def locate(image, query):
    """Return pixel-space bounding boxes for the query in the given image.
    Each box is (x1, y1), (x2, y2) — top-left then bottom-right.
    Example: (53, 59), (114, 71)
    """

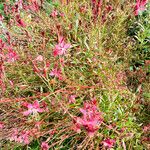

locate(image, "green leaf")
(143, 93), (150, 98)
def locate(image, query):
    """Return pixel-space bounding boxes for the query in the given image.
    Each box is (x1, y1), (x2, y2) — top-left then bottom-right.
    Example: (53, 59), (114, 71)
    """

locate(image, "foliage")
(0, 0), (149, 149)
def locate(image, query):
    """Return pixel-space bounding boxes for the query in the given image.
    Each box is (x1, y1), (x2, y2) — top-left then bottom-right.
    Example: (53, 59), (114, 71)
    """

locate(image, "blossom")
(0, 39), (5, 50)
(0, 122), (4, 129)
(6, 49), (18, 62)
(9, 128), (19, 142)
(134, 0), (147, 16)
(22, 100), (44, 116)
(80, 5), (87, 13)
(50, 66), (62, 80)
(41, 142), (49, 150)
(29, 1), (40, 12)
(17, 131), (30, 144)
(106, 5), (113, 13)
(60, 12), (65, 17)
(51, 10), (58, 18)
(53, 36), (71, 56)
(49, 129), (56, 135)
(102, 138), (116, 149)
(69, 95), (76, 104)
(9, 129), (30, 144)
(4, 4), (10, 15)
(0, 14), (4, 22)
(15, 14), (26, 27)
(73, 99), (103, 136)
(35, 55), (44, 62)
(91, 0), (102, 19)
(59, 58), (65, 66)
(17, 0), (23, 9)
(143, 124), (150, 132)
(72, 117), (81, 133)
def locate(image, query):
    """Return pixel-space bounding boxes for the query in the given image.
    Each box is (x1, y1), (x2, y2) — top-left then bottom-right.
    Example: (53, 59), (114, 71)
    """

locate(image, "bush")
(0, 0), (149, 149)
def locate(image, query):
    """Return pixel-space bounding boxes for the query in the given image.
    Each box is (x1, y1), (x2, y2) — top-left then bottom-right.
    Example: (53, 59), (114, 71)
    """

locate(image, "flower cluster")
(53, 36), (71, 57)
(6, 48), (18, 62)
(41, 142), (49, 150)
(91, 0), (102, 19)
(22, 100), (46, 116)
(102, 138), (116, 149)
(50, 9), (64, 18)
(0, 39), (18, 93)
(0, 39), (18, 63)
(134, 0), (147, 16)
(50, 66), (63, 80)
(73, 99), (103, 136)
(9, 129), (30, 144)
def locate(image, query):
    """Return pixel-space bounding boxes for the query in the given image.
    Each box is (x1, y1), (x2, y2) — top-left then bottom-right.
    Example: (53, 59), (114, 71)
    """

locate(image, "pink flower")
(72, 117), (81, 133)
(9, 129), (30, 144)
(50, 66), (63, 80)
(49, 129), (56, 135)
(35, 55), (44, 62)
(59, 58), (65, 66)
(17, 0), (23, 9)
(15, 14), (26, 27)
(22, 100), (44, 116)
(60, 12), (65, 17)
(29, 2), (40, 12)
(106, 5), (113, 13)
(134, 0), (147, 16)
(0, 14), (4, 22)
(17, 131), (30, 144)
(9, 128), (19, 142)
(6, 49), (18, 62)
(41, 101), (49, 112)
(4, 4), (10, 15)
(0, 122), (4, 129)
(102, 138), (116, 149)
(91, 0), (102, 19)
(41, 142), (49, 150)
(73, 99), (103, 136)
(0, 39), (5, 50)
(51, 10), (58, 18)
(80, 5), (87, 13)
(143, 124), (150, 132)
(53, 36), (71, 56)
(102, 139), (116, 148)
(69, 95), (76, 104)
